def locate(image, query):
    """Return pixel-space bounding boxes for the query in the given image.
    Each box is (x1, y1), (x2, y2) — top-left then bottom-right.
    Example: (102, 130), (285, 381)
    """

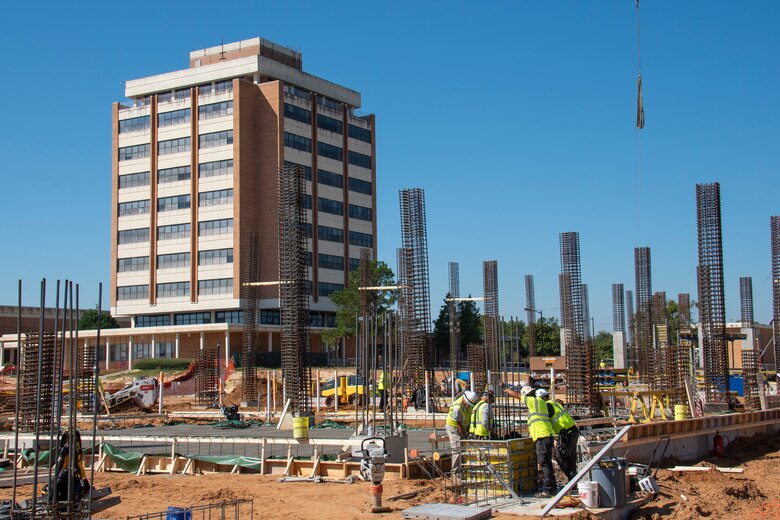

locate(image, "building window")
(117, 285), (148, 301)
(302, 194), (312, 210)
(215, 311), (243, 324)
(133, 342), (152, 360)
(199, 159), (233, 178)
(158, 91), (173, 103)
(157, 223), (190, 240)
(317, 169), (342, 188)
(284, 161), (312, 181)
(284, 132), (311, 153)
(119, 144), (150, 161)
(110, 344), (128, 362)
(157, 281), (190, 298)
(302, 223), (312, 238)
(157, 252), (190, 269)
(215, 80), (233, 94)
(199, 189), (233, 207)
(117, 256), (149, 273)
(199, 101), (233, 120)
(349, 258), (361, 271)
(199, 130), (233, 149)
(304, 251), (313, 266)
(349, 231), (373, 248)
(118, 199), (150, 217)
(348, 124), (372, 143)
(198, 248), (233, 265)
(318, 225), (343, 243)
(348, 177), (372, 195)
(119, 171), (150, 189)
(317, 114), (342, 134)
(156, 341), (174, 358)
(119, 116), (150, 134)
(310, 312), (337, 328)
(175, 312), (211, 325)
(349, 204), (372, 221)
(284, 103), (311, 124)
(318, 253), (344, 271)
(158, 166), (191, 184)
(198, 218), (233, 236)
(158, 137), (191, 156)
(318, 96), (341, 111)
(175, 88), (191, 100)
(317, 142), (343, 161)
(135, 314), (170, 327)
(158, 108), (191, 128)
(118, 228), (150, 245)
(283, 84), (310, 100)
(198, 278), (233, 295)
(158, 195), (191, 212)
(319, 282), (344, 297)
(318, 197), (343, 216)
(260, 310), (280, 325)
(348, 151), (371, 169)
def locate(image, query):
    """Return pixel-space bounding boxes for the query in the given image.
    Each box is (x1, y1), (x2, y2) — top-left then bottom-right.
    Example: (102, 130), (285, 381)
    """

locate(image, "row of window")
(119, 189), (232, 218)
(158, 108), (190, 128)
(281, 132), (371, 168)
(198, 80), (233, 96)
(348, 124), (371, 143)
(318, 197), (343, 216)
(120, 101), (233, 135)
(118, 218), (233, 244)
(118, 199), (150, 217)
(117, 278), (233, 300)
(315, 226), (373, 247)
(118, 160), (233, 189)
(120, 249), (233, 271)
(349, 204), (372, 221)
(158, 88), (191, 103)
(134, 309), (241, 327)
(120, 130), (233, 161)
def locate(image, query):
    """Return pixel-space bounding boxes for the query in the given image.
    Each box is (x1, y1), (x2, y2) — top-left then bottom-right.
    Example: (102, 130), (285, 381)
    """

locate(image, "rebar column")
(525, 275), (537, 358)
(195, 347), (220, 406)
(626, 289), (635, 368)
(772, 216), (780, 372)
(678, 293), (691, 337)
(399, 189), (432, 396)
(278, 164), (311, 415)
(448, 262), (461, 372)
(634, 247), (654, 386)
(241, 232), (261, 402)
(696, 182), (729, 404)
(17, 332), (55, 432)
(559, 232), (585, 343)
(742, 349), (760, 411)
(739, 276), (754, 327)
(467, 343), (487, 393)
(483, 260), (500, 375)
(581, 284), (591, 344)
(612, 284), (626, 333)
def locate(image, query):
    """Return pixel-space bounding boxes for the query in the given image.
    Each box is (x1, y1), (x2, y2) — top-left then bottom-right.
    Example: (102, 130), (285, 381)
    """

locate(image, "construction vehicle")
(320, 375), (367, 406)
(102, 377), (158, 412)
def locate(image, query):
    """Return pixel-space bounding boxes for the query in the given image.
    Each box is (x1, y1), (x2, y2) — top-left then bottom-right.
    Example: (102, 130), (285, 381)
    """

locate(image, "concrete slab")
(494, 496), (646, 519)
(402, 503), (492, 520)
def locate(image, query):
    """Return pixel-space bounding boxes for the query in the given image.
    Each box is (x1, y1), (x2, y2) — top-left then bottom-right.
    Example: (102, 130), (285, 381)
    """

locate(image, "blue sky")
(1, 1), (778, 328)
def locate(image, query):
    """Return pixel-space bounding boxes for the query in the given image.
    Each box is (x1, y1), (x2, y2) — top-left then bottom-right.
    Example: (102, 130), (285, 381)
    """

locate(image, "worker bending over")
(504, 385), (557, 497)
(469, 390), (495, 439)
(536, 388), (580, 482)
(445, 390), (478, 475)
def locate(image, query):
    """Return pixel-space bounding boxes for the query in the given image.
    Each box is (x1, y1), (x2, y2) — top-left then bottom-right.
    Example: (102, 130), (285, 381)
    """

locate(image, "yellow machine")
(320, 375), (367, 406)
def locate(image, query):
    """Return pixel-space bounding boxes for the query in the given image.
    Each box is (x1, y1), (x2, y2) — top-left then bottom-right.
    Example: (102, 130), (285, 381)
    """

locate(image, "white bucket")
(578, 481), (599, 508)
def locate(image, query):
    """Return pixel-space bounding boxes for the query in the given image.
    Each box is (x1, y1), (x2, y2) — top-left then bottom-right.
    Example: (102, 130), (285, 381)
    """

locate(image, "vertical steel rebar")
(525, 275), (537, 358)
(30, 279), (46, 515)
(11, 280), (21, 512)
(634, 247), (654, 387)
(89, 282), (103, 515)
(739, 277), (754, 327)
(771, 216), (780, 372)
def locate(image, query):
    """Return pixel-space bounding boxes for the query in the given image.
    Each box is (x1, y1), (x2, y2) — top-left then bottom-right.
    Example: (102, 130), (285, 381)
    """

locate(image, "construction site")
(2, 3), (780, 520)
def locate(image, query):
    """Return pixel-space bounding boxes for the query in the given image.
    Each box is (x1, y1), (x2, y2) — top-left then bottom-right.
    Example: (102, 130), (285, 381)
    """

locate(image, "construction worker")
(504, 384), (556, 497)
(445, 390), (479, 475)
(536, 388), (580, 482)
(377, 370), (388, 409)
(469, 390), (495, 439)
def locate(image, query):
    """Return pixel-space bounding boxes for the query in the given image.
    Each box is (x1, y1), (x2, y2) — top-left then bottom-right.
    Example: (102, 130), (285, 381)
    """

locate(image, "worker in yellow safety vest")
(469, 390), (495, 439)
(445, 390), (478, 474)
(504, 384), (557, 497)
(377, 370), (388, 409)
(536, 388), (580, 481)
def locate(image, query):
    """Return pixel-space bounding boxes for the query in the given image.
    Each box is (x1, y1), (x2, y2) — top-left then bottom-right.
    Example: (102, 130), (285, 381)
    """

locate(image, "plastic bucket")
(578, 481), (599, 508)
(166, 507), (191, 520)
(292, 416), (309, 440)
(674, 405), (689, 421)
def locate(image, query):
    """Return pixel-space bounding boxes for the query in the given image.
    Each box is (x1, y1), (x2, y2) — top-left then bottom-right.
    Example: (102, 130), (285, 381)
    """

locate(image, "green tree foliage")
(431, 295), (483, 363)
(322, 260), (396, 345)
(78, 306), (119, 330)
(594, 330), (613, 363)
(526, 317), (561, 356)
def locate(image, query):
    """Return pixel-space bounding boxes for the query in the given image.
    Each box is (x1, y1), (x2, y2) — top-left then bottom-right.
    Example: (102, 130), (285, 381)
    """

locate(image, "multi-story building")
(104, 37), (376, 367)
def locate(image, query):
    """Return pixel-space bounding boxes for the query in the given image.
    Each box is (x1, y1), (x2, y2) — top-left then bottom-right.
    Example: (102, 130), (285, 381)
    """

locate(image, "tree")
(322, 260), (396, 346)
(78, 306), (119, 330)
(430, 294), (483, 364)
(594, 330), (613, 363)
(527, 317), (561, 356)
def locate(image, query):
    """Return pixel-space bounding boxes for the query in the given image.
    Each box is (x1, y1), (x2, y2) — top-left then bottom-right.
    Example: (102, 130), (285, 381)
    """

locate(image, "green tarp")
(100, 443), (264, 473)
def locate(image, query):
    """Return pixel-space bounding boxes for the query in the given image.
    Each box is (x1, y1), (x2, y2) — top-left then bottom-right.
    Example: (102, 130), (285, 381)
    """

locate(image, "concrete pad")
(402, 503), (492, 520)
(494, 496), (646, 518)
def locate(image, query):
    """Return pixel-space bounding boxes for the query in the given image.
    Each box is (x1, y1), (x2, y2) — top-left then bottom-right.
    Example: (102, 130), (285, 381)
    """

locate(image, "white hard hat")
(520, 386), (535, 397)
(536, 389), (549, 399)
(463, 390), (479, 406)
